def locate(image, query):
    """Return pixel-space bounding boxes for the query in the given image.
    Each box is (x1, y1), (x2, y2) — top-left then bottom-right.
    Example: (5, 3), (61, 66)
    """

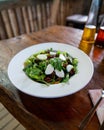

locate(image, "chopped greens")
(23, 48), (78, 85)
(50, 58), (62, 71)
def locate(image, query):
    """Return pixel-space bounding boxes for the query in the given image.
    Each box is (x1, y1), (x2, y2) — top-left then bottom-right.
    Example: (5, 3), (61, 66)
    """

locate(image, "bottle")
(95, 17), (104, 48)
(79, 0), (102, 54)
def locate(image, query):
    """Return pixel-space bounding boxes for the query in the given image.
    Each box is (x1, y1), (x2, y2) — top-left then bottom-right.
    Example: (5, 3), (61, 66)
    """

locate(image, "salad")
(23, 48), (78, 85)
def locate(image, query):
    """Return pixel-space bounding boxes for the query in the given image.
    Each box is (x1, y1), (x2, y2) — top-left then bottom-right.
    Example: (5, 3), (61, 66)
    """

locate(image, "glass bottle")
(79, 0), (102, 54)
(95, 17), (104, 48)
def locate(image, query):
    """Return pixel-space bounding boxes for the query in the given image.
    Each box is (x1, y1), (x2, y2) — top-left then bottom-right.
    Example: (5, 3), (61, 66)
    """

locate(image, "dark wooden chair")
(0, 0), (60, 40)
(66, 0), (103, 30)
(66, 14), (88, 29)
(65, 0), (91, 29)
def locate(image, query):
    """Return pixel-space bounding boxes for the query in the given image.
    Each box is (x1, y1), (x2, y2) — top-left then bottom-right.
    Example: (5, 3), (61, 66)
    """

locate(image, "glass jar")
(95, 17), (104, 48)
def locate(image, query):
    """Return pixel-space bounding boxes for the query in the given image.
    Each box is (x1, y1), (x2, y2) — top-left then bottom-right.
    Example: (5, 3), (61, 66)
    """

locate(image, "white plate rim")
(8, 42), (94, 98)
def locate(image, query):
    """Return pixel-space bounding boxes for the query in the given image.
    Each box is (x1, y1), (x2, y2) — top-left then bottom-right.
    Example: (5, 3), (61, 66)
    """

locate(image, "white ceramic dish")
(8, 42), (94, 98)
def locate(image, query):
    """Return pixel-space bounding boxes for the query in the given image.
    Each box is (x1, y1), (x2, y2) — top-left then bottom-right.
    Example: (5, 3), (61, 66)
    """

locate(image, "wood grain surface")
(0, 25), (104, 130)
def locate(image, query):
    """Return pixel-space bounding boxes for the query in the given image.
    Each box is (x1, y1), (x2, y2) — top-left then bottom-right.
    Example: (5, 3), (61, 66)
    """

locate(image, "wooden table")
(0, 25), (104, 130)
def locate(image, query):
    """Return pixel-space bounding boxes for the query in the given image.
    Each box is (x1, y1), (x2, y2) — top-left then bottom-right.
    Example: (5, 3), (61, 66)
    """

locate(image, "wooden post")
(31, 6), (38, 32)
(41, 3), (46, 28)
(0, 13), (7, 39)
(50, 0), (60, 25)
(46, 1), (51, 27)
(27, 6), (35, 32)
(8, 8), (19, 37)
(36, 4), (42, 30)
(1, 10), (13, 38)
(15, 7), (26, 34)
(22, 6), (31, 33)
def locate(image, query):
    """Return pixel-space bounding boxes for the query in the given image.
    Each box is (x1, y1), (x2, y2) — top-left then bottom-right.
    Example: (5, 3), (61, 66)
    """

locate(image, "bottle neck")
(86, 0), (102, 26)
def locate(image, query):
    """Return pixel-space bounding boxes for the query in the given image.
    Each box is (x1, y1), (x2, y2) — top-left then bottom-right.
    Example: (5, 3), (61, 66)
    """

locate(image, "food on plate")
(23, 48), (78, 85)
